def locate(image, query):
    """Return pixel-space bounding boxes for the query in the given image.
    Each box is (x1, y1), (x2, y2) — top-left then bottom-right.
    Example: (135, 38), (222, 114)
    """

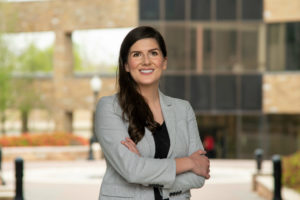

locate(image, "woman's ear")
(125, 63), (130, 72)
(163, 57), (167, 70)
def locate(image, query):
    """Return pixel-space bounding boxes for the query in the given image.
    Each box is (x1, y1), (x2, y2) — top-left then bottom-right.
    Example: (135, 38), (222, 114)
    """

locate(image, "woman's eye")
(133, 52), (141, 57)
(151, 51), (159, 56)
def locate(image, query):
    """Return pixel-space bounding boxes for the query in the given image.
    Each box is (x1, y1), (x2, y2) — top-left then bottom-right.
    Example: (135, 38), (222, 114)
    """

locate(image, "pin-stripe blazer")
(95, 91), (205, 200)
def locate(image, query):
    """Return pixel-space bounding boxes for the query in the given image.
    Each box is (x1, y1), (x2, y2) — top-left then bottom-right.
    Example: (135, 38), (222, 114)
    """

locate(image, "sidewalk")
(1, 159), (266, 200)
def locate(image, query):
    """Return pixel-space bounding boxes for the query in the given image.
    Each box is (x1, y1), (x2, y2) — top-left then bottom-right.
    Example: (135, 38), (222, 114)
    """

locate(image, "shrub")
(283, 151), (300, 193)
(0, 133), (88, 147)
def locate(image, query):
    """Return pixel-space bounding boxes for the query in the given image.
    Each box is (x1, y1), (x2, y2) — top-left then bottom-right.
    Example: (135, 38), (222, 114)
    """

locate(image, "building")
(139, 0), (300, 158)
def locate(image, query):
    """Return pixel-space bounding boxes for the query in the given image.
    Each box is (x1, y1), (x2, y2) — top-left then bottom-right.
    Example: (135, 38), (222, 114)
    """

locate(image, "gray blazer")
(95, 91), (205, 200)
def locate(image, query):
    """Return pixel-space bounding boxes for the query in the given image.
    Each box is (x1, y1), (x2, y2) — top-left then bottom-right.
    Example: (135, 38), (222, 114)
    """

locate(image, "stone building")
(139, 0), (300, 158)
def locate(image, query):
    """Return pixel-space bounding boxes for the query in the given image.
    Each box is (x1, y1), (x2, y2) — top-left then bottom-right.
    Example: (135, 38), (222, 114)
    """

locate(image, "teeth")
(140, 69), (154, 73)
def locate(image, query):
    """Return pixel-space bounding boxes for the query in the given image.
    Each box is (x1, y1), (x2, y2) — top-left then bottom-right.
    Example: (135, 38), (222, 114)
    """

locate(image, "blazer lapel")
(159, 91), (176, 157)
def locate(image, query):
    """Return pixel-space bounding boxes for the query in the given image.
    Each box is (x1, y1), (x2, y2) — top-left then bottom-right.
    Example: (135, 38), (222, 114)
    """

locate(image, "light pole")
(88, 75), (102, 160)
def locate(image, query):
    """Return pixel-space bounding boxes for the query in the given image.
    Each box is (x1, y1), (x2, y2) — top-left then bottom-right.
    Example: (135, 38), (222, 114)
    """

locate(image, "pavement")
(1, 159), (269, 200)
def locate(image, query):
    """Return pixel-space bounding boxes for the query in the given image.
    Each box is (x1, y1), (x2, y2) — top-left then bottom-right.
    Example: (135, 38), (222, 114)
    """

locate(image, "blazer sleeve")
(95, 96), (176, 188)
(164, 101), (205, 195)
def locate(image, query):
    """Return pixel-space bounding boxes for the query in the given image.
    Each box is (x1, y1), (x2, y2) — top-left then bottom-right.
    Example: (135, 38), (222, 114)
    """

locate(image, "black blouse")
(153, 121), (170, 200)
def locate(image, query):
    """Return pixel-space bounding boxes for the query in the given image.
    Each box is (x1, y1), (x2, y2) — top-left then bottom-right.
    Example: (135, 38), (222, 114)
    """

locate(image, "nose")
(142, 54), (151, 65)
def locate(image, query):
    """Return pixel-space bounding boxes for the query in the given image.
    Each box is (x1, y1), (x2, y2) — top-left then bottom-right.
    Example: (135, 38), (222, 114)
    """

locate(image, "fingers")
(121, 137), (141, 156)
(197, 150), (207, 155)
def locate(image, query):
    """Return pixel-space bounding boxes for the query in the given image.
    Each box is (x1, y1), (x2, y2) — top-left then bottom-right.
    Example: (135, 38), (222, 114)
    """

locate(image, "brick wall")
(263, 74), (300, 113)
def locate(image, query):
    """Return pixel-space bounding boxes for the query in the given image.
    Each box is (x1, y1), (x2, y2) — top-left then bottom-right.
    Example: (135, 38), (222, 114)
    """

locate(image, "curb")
(253, 173), (300, 200)
(2, 144), (102, 161)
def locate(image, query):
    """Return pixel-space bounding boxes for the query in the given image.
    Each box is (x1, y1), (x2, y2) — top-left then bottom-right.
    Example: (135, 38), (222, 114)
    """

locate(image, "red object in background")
(204, 136), (215, 151)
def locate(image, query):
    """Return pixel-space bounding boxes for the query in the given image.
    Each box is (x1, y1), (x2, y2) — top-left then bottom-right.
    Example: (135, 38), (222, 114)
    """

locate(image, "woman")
(95, 26), (210, 200)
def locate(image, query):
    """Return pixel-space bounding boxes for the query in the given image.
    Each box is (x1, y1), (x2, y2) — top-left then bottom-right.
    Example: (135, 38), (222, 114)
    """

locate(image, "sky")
(3, 27), (133, 67)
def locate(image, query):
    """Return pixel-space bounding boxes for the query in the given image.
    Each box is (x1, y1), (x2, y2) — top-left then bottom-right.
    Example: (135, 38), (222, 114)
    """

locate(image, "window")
(203, 29), (212, 72)
(285, 23), (300, 70)
(139, 0), (160, 20)
(190, 75), (211, 110)
(160, 75), (186, 100)
(215, 75), (237, 110)
(215, 30), (237, 72)
(241, 31), (258, 71)
(191, 0), (211, 21)
(165, 0), (185, 20)
(242, 0), (262, 20)
(267, 24), (285, 71)
(164, 26), (186, 70)
(241, 75), (262, 110)
(216, 0), (237, 20)
(267, 23), (300, 71)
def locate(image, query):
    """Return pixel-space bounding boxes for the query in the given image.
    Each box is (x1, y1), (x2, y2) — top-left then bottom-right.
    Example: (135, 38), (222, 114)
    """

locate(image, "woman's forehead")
(130, 38), (160, 51)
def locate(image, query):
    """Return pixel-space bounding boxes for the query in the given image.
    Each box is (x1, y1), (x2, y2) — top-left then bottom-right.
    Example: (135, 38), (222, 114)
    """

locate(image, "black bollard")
(87, 137), (95, 160)
(0, 147), (5, 185)
(0, 147), (2, 171)
(15, 157), (24, 200)
(254, 148), (263, 173)
(272, 155), (282, 200)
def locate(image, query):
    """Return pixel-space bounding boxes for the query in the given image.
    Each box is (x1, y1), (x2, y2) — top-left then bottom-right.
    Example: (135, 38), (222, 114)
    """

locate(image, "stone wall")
(31, 75), (117, 111)
(0, 0), (138, 32)
(264, 0), (300, 23)
(263, 74), (300, 114)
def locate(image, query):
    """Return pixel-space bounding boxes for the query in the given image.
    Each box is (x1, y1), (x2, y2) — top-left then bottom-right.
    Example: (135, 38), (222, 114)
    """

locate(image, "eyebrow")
(129, 48), (160, 54)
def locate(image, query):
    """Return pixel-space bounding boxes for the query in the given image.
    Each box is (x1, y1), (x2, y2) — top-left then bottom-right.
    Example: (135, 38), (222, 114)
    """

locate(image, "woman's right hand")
(189, 150), (210, 179)
(121, 137), (141, 156)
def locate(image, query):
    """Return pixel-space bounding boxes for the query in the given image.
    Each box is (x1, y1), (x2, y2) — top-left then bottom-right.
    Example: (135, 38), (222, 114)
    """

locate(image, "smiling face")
(125, 38), (167, 89)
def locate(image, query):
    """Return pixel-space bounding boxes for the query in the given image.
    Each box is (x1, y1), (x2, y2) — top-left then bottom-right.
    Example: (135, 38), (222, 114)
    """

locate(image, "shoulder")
(160, 92), (194, 118)
(161, 93), (192, 111)
(98, 94), (117, 105)
(97, 93), (121, 115)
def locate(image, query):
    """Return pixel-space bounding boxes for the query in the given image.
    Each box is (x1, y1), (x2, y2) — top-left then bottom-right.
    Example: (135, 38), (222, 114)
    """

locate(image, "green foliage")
(15, 43), (84, 73)
(283, 151), (300, 193)
(73, 44), (84, 71)
(0, 35), (14, 113)
(16, 43), (53, 72)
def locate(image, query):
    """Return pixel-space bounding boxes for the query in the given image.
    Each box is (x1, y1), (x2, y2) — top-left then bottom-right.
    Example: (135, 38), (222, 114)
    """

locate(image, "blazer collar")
(159, 90), (176, 157)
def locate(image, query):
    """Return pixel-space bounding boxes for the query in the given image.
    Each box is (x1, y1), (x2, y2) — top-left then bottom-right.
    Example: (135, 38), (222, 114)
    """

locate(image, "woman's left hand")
(121, 137), (141, 156)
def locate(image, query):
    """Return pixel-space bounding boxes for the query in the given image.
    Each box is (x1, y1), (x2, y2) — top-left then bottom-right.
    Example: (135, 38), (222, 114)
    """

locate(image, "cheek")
(127, 59), (139, 71)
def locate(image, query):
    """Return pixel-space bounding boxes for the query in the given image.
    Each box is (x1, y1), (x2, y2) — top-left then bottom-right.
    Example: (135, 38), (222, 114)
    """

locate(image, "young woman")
(95, 26), (210, 200)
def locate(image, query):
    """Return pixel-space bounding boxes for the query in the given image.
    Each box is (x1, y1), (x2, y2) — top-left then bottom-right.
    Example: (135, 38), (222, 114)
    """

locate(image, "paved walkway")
(1, 159), (269, 200)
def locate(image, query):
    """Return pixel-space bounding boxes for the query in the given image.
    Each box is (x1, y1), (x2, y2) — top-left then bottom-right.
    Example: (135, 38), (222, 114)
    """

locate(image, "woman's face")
(125, 38), (167, 89)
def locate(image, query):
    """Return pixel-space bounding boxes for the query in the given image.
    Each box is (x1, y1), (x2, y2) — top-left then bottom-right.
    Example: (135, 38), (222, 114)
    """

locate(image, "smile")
(139, 69), (154, 74)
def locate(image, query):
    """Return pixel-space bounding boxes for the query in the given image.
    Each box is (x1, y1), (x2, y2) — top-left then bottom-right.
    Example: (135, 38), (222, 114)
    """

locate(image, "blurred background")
(0, 0), (299, 199)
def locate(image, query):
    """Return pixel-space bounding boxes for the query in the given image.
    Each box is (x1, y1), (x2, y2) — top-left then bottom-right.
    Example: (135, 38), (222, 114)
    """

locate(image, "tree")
(16, 43), (53, 73)
(0, 35), (14, 134)
(12, 78), (41, 133)
(13, 43), (51, 133)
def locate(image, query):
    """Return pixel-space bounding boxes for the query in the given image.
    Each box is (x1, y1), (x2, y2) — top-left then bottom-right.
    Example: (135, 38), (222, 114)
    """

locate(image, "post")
(0, 147), (5, 185)
(272, 155), (282, 200)
(15, 157), (24, 200)
(0, 147), (2, 171)
(88, 136), (95, 160)
(88, 90), (99, 160)
(254, 148), (263, 173)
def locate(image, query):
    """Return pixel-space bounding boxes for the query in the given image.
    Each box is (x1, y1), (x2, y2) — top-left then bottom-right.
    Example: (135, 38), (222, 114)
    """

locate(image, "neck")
(138, 84), (160, 104)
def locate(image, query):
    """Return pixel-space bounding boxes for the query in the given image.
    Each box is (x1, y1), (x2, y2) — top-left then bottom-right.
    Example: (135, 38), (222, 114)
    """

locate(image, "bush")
(283, 151), (300, 193)
(0, 133), (88, 147)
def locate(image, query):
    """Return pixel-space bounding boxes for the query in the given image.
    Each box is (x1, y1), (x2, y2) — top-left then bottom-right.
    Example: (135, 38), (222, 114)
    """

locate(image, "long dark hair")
(117, 26), (167, 144)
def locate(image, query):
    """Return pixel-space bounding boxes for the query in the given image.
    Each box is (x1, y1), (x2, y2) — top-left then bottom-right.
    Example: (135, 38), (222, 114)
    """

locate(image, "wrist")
(186, 156), (195, 171)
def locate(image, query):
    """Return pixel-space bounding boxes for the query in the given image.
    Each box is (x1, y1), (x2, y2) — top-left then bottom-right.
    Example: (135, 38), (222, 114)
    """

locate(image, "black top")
(153, 121), (170, 200)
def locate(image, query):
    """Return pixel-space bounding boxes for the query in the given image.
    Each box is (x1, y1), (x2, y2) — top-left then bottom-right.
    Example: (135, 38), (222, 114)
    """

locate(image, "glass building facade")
(139, 0), (300, 158)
